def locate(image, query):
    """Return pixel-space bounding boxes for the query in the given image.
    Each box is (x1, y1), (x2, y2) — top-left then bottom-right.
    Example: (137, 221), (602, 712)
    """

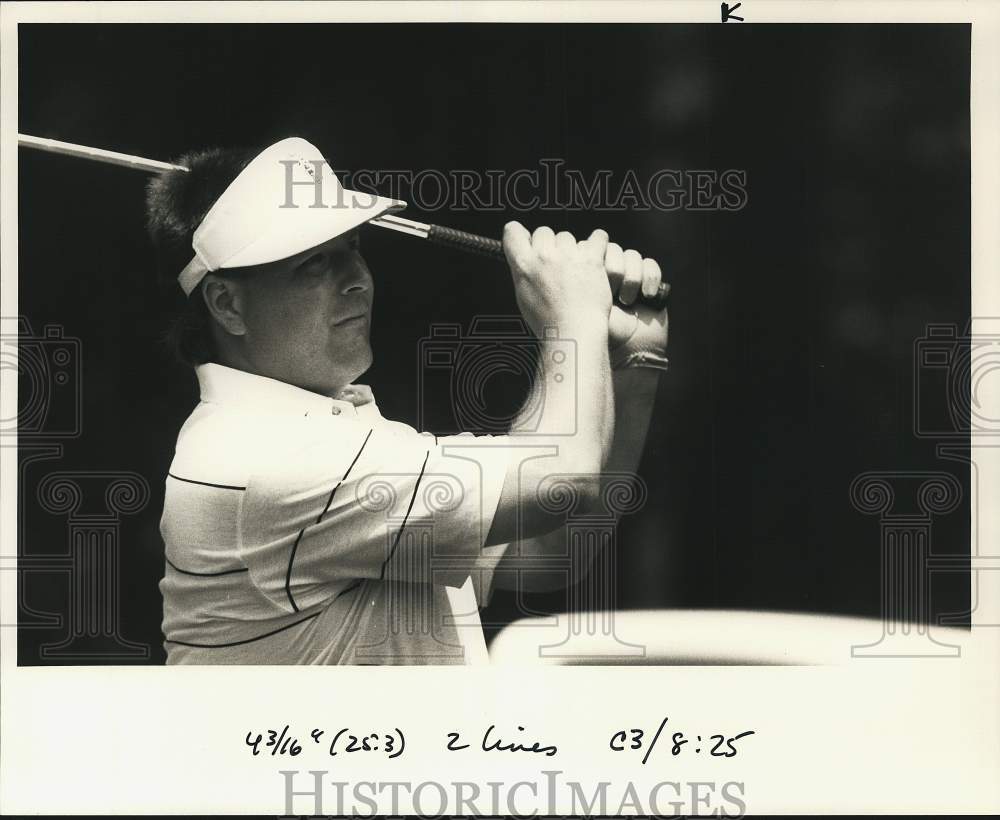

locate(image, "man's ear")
(201, 274), (248, 337)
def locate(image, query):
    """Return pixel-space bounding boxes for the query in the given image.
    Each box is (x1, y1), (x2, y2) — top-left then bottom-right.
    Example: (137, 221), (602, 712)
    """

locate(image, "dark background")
(16, 24), (971, 664)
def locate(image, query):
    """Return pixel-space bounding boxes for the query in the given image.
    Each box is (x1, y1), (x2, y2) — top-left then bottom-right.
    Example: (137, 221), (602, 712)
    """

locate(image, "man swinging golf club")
(149, 137), (669, 664)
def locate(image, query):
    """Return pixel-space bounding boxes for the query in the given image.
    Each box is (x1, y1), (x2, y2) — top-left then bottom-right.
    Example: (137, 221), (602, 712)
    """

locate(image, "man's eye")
(299, 252), (326, 273)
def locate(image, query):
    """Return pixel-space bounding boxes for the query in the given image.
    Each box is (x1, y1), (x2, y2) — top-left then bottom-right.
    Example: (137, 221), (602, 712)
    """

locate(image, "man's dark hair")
(145, 147), (255, 366)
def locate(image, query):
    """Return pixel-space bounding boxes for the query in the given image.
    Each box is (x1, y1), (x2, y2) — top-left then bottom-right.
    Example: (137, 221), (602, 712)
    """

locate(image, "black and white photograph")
(2, 1), (998, 816)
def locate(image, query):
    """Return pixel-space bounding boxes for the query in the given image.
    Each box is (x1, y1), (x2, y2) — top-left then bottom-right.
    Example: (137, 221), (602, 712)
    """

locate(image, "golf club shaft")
(18, 133), (189, 173)
(18, 133), (669, 310)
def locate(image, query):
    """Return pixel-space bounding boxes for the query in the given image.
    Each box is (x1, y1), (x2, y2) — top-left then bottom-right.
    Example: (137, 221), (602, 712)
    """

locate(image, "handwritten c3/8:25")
(609, 717), (755, 764)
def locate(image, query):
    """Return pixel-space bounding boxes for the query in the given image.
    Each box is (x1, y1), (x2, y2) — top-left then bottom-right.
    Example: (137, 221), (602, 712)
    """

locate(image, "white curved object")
(488, 609), (969, 665)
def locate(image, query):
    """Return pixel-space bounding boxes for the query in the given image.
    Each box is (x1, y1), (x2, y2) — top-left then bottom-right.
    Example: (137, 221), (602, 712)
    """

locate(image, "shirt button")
(331, 406), (341, 415)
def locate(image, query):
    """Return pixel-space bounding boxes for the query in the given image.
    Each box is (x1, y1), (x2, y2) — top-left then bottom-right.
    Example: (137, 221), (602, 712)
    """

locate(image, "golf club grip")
(426, 224), (670, 310)
(427, 224), (505, 258)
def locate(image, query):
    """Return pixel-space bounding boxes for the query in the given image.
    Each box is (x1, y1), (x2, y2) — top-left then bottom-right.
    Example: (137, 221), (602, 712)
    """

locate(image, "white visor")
(177, 137), (406, 296)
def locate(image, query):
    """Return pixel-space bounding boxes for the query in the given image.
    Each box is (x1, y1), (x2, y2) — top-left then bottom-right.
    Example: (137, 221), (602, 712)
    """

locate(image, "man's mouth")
(334, 312), (367, 327)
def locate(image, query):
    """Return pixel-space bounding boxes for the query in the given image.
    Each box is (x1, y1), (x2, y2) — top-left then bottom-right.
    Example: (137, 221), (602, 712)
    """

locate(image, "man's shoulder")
(171, 401), (371, 485)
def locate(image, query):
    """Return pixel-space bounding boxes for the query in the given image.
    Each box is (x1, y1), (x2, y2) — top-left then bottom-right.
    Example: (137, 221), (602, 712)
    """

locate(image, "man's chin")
(356, 351), (374, 379)
(344, 347), (374, 384)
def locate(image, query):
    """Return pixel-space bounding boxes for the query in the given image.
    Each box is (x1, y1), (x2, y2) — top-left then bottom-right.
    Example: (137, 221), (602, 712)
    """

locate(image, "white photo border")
(2, 1), (998, 815)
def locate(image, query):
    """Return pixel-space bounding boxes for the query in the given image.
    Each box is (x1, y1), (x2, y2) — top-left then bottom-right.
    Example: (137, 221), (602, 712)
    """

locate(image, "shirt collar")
(196, 363), (378, 418)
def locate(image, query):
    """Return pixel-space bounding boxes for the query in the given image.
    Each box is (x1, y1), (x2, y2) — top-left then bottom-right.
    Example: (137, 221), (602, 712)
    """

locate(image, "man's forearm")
(512, 324), (614, 469)
(603, 367), (660, 474)
(494, 366), (659, 590)
(484, 319), (614, 547)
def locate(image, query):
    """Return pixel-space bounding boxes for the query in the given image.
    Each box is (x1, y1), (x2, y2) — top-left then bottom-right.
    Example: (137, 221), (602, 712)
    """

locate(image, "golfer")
(148, 137), (668, 664)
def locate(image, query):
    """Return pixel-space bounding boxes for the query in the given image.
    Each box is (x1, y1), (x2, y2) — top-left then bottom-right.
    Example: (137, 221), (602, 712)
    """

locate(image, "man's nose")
(340, 259), (373, 296)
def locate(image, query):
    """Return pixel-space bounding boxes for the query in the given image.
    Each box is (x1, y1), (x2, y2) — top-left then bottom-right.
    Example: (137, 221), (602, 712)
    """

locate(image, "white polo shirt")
(159, 363), (511, 665)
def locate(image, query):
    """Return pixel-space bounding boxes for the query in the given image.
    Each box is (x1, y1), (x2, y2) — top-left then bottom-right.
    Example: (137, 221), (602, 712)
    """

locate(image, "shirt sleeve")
(468, 542), (509, 609)
(238, 417), (511, 614)
(434, 433), (513, 610)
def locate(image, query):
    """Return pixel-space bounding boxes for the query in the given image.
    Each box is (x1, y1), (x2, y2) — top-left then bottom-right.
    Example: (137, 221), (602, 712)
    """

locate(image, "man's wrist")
(546, 311), (610, 342)
(611, 350), (669, 371)
(539, 316), (610, 374)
